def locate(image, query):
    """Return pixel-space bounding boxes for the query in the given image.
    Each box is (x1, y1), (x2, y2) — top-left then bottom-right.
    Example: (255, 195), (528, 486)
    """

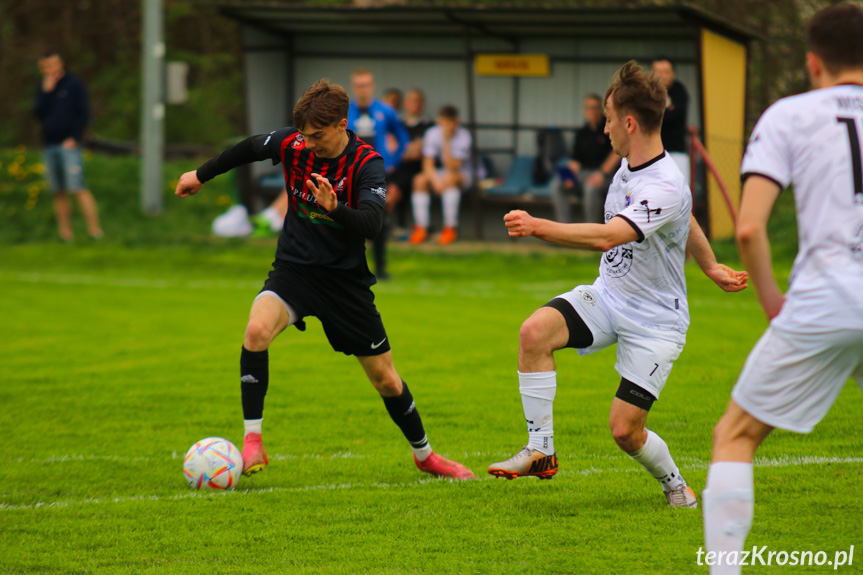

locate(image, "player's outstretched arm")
(175, 170), (203, 198)
(687, 213), (749, 293)
(504, 210), (637, 251)
(736, 176), (784, 319)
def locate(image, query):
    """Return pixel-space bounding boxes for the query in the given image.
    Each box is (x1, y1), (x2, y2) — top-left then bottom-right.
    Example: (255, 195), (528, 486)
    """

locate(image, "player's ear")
(338, 118), (348, 132)
(805, 52), (822, 87)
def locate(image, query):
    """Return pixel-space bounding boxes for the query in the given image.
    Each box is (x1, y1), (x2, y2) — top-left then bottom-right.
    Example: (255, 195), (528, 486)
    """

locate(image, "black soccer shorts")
(259, 262), (390, 357)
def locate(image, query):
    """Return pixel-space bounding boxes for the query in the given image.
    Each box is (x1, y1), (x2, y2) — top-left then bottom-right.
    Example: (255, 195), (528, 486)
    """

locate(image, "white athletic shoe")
(212, 205), (253, 237)
(665, 484), (698, 508)
(260, 206), (284, 232)
(488, 446), (558, 480)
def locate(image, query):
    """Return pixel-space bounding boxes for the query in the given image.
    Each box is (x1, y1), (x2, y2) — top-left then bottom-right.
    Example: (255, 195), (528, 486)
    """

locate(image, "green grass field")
(1, 242), (861, 574)
(1, 151), (860, 573)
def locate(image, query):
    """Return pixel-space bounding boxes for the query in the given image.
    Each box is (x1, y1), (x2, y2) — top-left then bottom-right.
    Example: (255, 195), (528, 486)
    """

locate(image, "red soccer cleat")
(414, 452), (475, 480)
(242, 432), (269, 477)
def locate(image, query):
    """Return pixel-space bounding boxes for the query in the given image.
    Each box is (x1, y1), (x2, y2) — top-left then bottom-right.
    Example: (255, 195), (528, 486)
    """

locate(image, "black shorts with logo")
(260, 262), (390, 357)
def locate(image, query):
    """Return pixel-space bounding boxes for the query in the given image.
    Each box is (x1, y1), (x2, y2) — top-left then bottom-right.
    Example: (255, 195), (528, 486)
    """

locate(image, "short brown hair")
(351, 67), (373, 79)
(604, 60), (667, 135)
(293, 79), (350, 129)
(438, 105), (459, 120)
(806, 3), (863, 75)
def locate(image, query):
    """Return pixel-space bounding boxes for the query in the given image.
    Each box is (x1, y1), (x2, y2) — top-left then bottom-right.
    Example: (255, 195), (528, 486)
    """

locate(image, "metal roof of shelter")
(216, 2), (759, 44)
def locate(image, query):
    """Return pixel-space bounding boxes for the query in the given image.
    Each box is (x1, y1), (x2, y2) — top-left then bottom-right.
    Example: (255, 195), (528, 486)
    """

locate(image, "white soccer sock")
(244, 418), (263, 436)
(441, 188), (460, 227)
(412, 441), (433, 462)
(519, 371), (556, 455)
(412, 192), (431, 228)
(628, 429), (685, 491)
(703, 462), (754, 575)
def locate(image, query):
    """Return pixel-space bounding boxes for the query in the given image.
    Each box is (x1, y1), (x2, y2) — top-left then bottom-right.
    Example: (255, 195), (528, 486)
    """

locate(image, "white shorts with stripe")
(554, 281), (686, 400)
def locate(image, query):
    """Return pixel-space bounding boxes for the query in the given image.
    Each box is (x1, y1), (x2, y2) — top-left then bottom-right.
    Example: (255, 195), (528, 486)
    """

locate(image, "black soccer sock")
(382, 381), (429, 449)
(240, 346), (269, 421)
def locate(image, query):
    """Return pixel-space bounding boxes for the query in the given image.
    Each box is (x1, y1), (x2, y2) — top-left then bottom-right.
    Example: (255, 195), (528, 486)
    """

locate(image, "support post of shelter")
(463, 24), (482, 240)
(141, 0), (164, 214)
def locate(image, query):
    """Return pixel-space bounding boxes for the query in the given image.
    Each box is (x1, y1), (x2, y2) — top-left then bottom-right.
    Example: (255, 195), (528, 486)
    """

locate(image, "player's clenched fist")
(175, 170), (204, 198)
(504, 209), (537, 238)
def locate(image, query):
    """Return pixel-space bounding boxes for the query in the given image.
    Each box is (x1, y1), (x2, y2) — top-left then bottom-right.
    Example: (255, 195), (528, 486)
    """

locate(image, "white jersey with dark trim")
(599, 152), (693, 334)
(741, 85), (863, 331)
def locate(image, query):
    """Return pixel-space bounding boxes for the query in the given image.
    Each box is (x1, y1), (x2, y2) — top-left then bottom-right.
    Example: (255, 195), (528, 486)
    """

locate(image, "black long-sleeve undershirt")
(196, 134), (384, 239)
(196, 135), (266, 184)
(329, 201), (384, 240)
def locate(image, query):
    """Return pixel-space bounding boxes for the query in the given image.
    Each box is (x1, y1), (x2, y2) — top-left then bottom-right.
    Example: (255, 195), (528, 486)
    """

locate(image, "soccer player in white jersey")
(703, 4), (863, 572)
(489, 61), (749, 508)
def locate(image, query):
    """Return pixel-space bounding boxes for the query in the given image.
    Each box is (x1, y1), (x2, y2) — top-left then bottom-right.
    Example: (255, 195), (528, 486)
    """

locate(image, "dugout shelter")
(217, 1), (757, 240)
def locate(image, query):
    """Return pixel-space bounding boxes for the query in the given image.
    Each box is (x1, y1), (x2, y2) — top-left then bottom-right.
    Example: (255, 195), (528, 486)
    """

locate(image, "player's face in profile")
(651, 60), (675, 89)
(603, 97), (630, 157)
(299, 119), (348, 158)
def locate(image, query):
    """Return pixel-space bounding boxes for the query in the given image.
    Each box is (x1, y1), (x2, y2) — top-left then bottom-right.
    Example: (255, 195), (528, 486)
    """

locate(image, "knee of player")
(412, 174), (429, 191)
(371, 374), (402, 396)
(519, 318), (550, 354)
(712, 411), (745, 450)
(442, 172), (461, 188)
(243, 320), (272, 351)
(609, 421), (642, 452)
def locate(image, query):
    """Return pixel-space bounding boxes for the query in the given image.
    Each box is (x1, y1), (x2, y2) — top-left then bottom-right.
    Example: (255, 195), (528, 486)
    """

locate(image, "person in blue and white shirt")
(409, 105), (475, 245)
(704, 5), (863, 573)
(490, 61), (748, 509)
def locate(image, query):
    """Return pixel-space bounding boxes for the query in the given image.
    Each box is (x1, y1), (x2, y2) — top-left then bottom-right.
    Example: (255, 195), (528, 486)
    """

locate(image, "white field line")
(9, 451), (368, 465)
(0, 478), (443, 511)
(2, 454), (861, 512)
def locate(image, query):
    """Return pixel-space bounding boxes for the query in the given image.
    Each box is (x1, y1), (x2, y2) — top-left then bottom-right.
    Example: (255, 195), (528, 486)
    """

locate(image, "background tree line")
(0, 0), (845, 150)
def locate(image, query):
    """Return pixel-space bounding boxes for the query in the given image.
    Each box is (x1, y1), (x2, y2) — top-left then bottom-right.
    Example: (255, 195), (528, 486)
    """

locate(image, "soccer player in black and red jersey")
(175, 79), (474, 481)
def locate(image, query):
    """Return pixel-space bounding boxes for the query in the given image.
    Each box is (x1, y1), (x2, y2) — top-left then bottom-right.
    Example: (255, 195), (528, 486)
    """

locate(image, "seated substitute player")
(409, 105), (474, 245)
(175, 80), (474, 481)
(703, 5), (863, 573)
(489, 61), (749, 508)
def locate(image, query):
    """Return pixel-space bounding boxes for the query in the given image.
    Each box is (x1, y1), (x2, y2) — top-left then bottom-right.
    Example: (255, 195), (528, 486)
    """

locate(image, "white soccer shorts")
(732, 326), (863, 433)
(555, 283), (686, 399)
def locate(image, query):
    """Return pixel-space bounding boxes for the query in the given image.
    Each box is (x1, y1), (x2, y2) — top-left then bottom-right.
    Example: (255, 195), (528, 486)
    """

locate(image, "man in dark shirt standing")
(387, 89), (434, 230)
(552, 94), (620, 223)
(175, 80), (474, 481)
(652, 58), (690, 185)
(34, 53), (102, 242)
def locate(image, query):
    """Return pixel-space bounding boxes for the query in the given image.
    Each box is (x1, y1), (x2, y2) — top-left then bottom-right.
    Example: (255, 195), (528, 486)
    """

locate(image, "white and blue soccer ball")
(183, 437), (243, 490)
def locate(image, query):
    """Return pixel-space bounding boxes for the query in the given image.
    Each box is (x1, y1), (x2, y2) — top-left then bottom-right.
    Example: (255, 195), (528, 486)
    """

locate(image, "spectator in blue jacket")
(348, 68), (409, 171)
(34, 53), (102, 242)
(348, 68), (409, 280)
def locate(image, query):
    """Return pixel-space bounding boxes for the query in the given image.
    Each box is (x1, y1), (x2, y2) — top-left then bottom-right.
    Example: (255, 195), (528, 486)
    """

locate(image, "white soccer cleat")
(665, 484), (698, 508)
(488, 446), (558, 480)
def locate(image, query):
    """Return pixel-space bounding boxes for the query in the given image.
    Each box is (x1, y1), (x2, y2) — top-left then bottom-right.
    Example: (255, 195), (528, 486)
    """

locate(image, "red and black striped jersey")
(198, 128), (386, 272)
